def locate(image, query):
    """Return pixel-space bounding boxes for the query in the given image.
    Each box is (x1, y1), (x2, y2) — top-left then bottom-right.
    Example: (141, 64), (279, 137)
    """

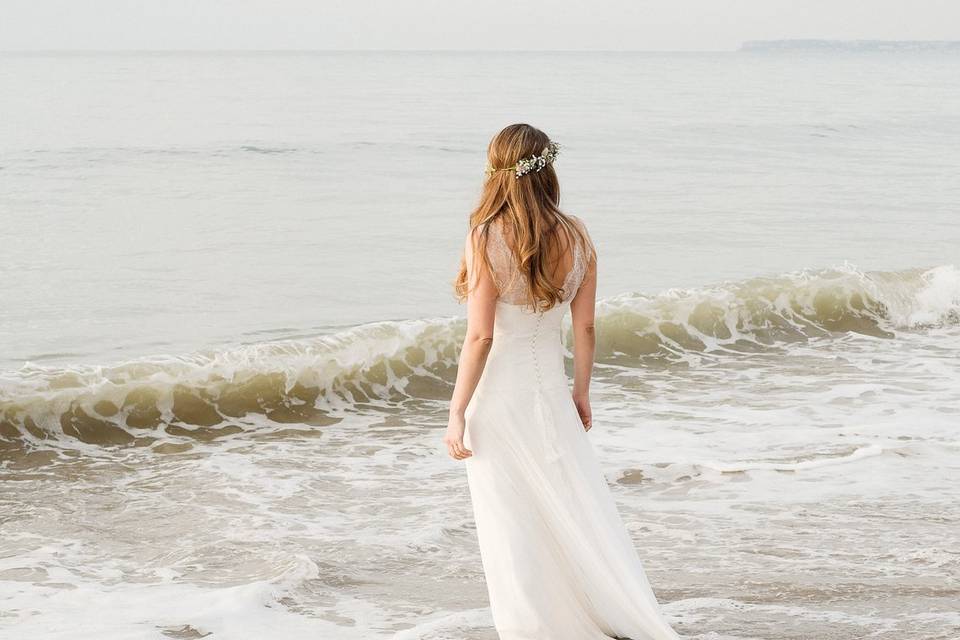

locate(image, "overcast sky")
(2, 0), (959, 51)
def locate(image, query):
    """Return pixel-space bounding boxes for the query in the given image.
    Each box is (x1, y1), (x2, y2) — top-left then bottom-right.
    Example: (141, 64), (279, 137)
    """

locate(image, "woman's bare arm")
(445, 228), (498, 460)
(569, 245), (597, 431)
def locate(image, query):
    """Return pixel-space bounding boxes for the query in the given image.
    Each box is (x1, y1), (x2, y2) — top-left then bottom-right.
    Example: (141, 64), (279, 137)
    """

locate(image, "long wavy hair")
(454, 124), (593, 311)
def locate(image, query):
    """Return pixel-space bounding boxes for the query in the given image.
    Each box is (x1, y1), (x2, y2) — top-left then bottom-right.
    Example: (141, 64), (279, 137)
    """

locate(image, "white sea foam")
(391, 608), (493, 639)
(906, 264), (960, 326)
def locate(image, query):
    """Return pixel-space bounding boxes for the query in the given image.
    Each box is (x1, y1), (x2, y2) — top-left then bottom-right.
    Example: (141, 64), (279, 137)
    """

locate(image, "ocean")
(1, 51), (958, 639)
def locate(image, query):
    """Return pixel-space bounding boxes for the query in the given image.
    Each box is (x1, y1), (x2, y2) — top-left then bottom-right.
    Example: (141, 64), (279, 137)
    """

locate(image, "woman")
(445, 123), (682, 640)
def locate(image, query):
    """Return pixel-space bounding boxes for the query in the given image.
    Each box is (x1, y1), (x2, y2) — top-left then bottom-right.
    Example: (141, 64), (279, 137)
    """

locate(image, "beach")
(1, 51), (959, 639)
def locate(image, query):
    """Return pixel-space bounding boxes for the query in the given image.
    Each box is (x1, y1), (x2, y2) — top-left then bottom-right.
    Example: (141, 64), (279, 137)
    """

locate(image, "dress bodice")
(472, 216), (596, 392)
(479, 300), (572, 392)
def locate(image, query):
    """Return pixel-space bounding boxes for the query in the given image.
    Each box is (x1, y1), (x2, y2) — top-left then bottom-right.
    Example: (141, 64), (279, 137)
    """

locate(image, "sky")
(1, 0), (959, 51)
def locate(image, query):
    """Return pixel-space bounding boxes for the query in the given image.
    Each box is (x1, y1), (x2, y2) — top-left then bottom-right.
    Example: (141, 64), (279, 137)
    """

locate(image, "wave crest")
(1, 264), (957, 451)
(595, 263), (959, 364)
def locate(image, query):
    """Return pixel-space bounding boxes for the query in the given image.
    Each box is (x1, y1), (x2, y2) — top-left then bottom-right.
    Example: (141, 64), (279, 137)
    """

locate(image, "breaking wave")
(594, 263), (959, 364)
(1, 264), (957, 452)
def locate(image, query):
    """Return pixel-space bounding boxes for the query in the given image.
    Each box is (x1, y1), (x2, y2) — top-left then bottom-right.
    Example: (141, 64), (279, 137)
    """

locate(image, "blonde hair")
(454, 124), (594, 311)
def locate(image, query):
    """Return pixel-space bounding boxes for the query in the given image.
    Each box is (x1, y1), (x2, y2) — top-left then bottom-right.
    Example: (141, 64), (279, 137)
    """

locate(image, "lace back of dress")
(483, 217), (591, 307)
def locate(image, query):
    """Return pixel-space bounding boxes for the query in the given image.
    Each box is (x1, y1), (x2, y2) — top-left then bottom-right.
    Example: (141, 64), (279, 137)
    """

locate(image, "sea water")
(1, 51), (958, 639)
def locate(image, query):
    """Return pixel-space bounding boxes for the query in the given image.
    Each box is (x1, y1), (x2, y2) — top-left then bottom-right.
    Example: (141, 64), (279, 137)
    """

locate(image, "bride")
(444, 124), (683, 640)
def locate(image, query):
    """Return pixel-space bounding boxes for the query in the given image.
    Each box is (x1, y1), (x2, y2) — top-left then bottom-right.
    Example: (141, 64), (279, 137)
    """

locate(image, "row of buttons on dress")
(530, 310), (545, 387)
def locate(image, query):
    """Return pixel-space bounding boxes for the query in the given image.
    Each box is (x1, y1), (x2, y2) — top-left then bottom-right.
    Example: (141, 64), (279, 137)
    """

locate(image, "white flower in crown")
(514, 141), (561, 178)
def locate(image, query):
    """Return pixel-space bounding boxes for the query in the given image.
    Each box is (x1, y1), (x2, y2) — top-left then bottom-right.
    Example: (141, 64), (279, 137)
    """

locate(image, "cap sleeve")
(571, 214), (597, 264)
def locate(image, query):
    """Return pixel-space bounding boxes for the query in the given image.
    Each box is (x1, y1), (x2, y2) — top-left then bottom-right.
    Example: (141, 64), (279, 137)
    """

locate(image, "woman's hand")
(573, 392), (592, 431)
(443, 412), (473, 460)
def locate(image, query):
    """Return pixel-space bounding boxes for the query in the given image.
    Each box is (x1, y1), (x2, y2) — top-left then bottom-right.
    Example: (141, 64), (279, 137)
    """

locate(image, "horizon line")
(3, 39), (958, 55)
(1, 47), (738, 54)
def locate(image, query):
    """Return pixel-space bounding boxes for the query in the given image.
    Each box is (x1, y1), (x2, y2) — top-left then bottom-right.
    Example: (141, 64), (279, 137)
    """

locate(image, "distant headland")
(740, 39), (960, 52)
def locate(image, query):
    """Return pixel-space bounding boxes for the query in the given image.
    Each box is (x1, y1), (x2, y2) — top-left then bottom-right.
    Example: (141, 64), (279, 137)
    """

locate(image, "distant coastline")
(741, 39), (960, 52)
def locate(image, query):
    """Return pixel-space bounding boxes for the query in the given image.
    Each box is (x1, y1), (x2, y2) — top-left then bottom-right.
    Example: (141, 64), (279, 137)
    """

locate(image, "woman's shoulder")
(564, 213), (596, 261)
(565, 213), (592, 244)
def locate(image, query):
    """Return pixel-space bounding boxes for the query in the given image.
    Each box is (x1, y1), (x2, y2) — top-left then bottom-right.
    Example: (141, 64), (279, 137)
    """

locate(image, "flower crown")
(486, 141), (561, 179)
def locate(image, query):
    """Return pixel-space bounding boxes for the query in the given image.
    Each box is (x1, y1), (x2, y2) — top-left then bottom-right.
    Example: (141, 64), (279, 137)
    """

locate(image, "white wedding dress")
(463, 217), (682, 640)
